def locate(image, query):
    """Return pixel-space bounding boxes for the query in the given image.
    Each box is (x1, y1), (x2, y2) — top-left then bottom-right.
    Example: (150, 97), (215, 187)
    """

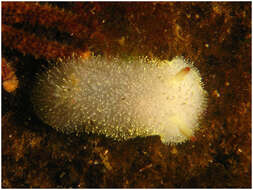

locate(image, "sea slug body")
(31, 56), (207, 144)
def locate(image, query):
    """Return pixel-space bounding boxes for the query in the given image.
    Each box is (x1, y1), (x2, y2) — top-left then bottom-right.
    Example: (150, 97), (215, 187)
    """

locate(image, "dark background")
(2, 2), (251, 188)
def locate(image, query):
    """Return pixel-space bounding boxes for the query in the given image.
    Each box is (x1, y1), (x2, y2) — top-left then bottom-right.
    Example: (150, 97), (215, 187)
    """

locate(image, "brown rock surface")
(2, 2), (251, 188)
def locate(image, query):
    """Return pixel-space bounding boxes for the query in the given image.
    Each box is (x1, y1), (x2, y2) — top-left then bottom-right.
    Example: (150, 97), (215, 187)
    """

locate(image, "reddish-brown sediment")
(2, 2), (251, 188)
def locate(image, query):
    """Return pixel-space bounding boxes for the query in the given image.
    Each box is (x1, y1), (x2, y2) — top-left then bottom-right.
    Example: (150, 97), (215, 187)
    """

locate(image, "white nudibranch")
(31, 56), (207, 144)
